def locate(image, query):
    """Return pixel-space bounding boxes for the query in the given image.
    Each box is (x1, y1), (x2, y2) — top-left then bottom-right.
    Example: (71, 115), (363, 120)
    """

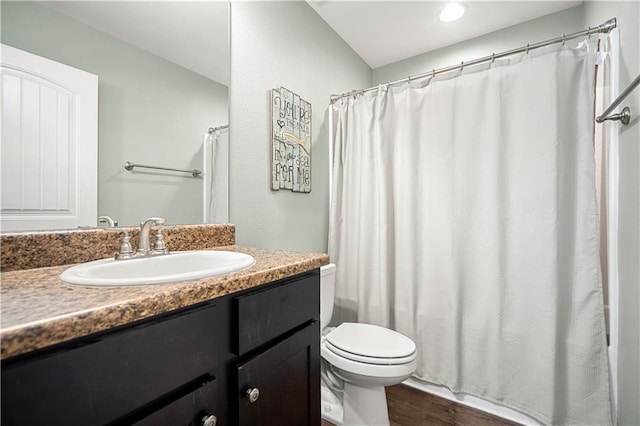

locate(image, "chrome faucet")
(137, 217), (166, 256)
(98, 215), (117, 227)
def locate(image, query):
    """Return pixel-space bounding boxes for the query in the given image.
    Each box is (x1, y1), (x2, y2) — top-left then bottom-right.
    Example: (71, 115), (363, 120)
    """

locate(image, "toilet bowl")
(320, 264), (417, 426)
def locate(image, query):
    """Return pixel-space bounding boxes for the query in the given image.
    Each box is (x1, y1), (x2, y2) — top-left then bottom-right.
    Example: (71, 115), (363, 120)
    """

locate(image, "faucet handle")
(153, 226), (170, 255)
(105, 228), (135, 260)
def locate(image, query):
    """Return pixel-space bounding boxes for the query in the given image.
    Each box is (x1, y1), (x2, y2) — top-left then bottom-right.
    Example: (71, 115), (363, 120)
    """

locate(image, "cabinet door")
(237, 322), (320, 426)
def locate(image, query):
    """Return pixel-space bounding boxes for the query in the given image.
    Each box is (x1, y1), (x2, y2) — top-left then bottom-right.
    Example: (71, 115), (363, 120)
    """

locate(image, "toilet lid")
(325, 323), (416, 362)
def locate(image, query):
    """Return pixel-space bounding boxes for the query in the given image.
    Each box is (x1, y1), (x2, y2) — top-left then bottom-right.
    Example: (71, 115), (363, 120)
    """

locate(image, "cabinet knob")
(246, 387), (260, 403)
(201, 414), (217, 426)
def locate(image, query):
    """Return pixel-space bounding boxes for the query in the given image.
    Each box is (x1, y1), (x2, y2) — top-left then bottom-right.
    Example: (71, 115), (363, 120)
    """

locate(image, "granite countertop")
(1, 246), (329, 360)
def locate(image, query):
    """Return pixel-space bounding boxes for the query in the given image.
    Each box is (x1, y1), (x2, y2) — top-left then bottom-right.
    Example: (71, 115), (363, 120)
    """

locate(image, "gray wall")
(584, 3), (640, 425)
(229, 1), (371, 253)
(1, 1), (228, 227)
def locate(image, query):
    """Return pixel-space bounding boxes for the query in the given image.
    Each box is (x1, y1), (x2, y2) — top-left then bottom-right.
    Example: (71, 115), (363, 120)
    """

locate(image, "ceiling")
(41, 1), (230, 85)
(308, 0), (582, 68)
(40, 0), (583, 84)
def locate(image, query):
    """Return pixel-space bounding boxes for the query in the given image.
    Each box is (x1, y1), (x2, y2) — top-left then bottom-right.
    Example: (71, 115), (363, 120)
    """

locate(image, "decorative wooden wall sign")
(271, 87), (311, 193)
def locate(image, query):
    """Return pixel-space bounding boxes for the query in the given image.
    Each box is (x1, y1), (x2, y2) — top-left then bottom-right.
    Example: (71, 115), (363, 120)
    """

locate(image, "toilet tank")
(320, 263), (336, 329)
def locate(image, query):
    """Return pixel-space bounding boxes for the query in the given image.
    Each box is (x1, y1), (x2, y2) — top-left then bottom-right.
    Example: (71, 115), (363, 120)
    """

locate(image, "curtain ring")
(491, 53), (495, 63)
(562, 34), (566, 46)
(525, 43), (530, 54)
(432, 69), (436, 78)
(460, 61), (464, 71)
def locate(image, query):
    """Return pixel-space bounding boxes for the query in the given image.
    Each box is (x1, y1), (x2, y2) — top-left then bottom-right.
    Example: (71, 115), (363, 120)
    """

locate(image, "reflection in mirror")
(0, 1), (229, 230)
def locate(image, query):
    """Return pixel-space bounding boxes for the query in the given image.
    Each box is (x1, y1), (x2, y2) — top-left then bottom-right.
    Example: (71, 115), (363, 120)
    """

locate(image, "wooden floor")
(321, 384), (519, 426)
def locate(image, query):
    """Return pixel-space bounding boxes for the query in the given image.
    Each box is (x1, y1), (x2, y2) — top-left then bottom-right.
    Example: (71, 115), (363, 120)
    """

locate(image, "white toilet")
(320, 263), (417, 426)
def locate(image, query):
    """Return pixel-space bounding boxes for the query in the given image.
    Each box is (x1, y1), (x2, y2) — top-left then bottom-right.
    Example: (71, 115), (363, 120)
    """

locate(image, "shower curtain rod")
(208, 124), (229, 133)
(330, 18), (617, 103)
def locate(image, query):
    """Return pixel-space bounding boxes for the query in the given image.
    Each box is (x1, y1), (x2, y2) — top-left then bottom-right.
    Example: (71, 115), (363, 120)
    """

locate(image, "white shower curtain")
(202, 128), (229, 223)
(329, 37), (612, 425)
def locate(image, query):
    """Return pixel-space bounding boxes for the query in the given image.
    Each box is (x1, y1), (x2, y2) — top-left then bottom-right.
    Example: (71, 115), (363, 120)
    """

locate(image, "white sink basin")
(60, 250), (256, 286)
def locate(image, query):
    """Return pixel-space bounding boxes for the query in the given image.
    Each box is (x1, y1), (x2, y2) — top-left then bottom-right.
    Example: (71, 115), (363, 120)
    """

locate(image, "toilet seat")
(325, 323), (416, 364)
(325, 340), (416, 365)
(321, 342), (417, 379)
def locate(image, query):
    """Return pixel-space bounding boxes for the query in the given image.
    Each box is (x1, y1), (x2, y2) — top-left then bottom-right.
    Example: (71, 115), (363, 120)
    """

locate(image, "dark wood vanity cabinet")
(1, 270), (320, 426)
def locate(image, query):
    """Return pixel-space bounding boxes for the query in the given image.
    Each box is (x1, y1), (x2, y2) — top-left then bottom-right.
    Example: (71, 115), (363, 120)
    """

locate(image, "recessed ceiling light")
(439, 3), (466, 23)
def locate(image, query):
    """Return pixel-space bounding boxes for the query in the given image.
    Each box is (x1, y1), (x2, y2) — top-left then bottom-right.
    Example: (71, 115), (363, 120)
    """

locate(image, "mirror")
(0, 1), (229, 229)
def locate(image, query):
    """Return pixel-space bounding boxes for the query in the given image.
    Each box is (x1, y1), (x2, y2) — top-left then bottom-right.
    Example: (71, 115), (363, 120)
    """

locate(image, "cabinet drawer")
(235, 271), (319, 355)
(1, 303), (218, 426)
(134, 377), (218, 426)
